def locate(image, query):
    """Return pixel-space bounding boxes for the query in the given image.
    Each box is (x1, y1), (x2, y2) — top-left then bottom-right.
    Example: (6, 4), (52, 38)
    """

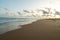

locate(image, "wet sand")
(0, 19), (60, 40)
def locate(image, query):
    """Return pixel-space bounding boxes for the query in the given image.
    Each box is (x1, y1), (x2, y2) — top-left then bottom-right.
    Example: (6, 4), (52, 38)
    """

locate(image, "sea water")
(0, 17), (39, 34)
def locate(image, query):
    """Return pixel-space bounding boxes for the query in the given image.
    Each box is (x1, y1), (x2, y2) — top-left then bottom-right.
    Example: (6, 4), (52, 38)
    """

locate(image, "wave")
(0, 17), (39, 34)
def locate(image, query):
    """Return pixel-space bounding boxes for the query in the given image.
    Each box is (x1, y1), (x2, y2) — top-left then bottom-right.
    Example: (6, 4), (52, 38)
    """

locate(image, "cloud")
(4, 8), (9, 11)
(55, 10), (60, 15)
(17, 11), (22, 15)
(0, 7), (60, 18)
(0, 8), (21, 18)
(23, 10), (30, 13)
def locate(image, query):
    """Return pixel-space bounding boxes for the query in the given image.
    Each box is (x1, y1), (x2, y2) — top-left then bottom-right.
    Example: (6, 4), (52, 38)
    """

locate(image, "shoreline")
(0, 19), (60, 40)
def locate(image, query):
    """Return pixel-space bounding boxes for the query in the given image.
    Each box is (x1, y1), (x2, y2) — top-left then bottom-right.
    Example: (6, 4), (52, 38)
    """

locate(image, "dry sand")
(0, 19), (60, 40)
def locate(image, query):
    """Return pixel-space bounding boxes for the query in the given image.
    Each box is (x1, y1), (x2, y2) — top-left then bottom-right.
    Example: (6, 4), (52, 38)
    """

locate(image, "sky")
(0, 0), (60, 11)
(0, 0), (60, 18)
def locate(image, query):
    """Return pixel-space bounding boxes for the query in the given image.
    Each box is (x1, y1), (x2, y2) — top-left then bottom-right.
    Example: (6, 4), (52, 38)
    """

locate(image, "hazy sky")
(0, 0), (60, 18)
(0, 0), (60, 11)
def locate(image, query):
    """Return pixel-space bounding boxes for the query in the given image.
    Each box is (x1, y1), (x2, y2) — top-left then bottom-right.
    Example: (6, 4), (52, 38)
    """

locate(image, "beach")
(0, 19), (60, 40)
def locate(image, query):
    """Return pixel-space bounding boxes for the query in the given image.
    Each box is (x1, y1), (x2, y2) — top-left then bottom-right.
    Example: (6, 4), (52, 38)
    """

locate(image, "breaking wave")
(0, 17), (39, 34)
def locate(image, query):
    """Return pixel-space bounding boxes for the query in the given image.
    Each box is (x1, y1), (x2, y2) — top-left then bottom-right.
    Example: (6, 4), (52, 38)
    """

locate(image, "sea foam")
(0, 17), (39, 34)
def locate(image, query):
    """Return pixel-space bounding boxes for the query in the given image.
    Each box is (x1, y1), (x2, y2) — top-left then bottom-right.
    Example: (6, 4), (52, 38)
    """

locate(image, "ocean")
(0, 17), (39, 34)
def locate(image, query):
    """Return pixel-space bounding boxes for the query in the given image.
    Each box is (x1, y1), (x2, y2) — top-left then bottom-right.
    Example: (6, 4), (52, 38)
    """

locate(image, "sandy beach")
(0, 19), (60, 40)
